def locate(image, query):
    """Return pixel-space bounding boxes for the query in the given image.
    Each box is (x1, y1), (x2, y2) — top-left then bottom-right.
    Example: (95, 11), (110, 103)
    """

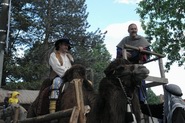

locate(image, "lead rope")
(117, 77), (133, 103)
(117, 77), (137, 123)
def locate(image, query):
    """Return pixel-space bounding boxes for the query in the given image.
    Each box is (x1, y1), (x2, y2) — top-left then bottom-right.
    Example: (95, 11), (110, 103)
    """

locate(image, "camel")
(27, 64), (96, 123)
(95, 58), (149, 123)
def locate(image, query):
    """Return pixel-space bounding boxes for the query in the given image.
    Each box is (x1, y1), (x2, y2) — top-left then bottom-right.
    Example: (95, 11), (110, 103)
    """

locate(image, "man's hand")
(138, 47), (144, 51)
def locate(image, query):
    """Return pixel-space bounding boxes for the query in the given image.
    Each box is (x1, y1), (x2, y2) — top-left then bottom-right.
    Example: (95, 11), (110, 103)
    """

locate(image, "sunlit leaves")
(136, 0), (185, 70)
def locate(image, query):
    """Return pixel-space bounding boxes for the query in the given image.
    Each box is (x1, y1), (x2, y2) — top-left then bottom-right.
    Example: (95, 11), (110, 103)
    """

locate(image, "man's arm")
(139, 46), (151, 62)
(116, 47), (122, 58)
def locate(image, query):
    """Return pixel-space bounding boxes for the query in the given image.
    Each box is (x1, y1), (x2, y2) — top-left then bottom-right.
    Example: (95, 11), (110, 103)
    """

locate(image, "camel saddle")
(36, 78), (70, 115)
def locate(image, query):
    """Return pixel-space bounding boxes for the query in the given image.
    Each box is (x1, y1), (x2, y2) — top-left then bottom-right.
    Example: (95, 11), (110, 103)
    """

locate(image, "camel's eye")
(115, 66), (126, 74)
(129, 65), (135, 71)
(116, 65), (125, 70)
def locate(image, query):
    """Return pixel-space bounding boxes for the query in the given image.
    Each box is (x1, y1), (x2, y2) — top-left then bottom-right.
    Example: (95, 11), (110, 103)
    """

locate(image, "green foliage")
(136, 0), (185, 71)
(146, 88), (161, 104)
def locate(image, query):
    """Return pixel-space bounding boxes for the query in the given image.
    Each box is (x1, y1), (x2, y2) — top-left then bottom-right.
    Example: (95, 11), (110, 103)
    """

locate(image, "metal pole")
(0, 50), (4, 87)
(0, 0), (9, 87)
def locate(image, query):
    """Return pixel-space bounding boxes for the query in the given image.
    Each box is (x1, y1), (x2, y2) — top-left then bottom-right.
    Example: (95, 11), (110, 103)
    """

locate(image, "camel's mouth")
(133, 65), (149, 73)
(132, 65), (150, 80)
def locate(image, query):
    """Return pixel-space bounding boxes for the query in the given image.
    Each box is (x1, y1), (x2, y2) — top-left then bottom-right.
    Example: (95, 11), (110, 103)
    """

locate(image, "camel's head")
(104, 58), (149, 87)
(62, 64), (86, 82)
(62, 64), (93, 91)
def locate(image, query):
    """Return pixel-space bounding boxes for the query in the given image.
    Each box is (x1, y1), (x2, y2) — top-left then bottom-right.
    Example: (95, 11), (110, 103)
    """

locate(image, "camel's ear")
(104, 68), (114, 76)
(104, 69), (108, 76)
(104, 61), (116, 76)
(116, 65), (125, 70)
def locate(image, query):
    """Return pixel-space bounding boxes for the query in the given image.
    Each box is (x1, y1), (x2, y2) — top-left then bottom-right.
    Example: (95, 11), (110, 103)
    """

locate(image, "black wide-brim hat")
(55, 38), (71, 50)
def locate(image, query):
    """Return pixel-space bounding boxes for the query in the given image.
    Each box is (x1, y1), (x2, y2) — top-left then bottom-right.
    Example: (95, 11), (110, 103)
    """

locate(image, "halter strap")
(117, 77), (133, 103)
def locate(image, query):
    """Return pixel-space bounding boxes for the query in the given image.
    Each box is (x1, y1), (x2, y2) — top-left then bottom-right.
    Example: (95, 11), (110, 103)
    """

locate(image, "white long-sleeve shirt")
(49, 52), (72, 77)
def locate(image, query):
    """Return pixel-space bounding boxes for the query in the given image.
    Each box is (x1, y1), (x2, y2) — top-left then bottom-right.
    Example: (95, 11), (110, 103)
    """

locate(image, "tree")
(146, 88), (160, 104)
(136, 1), (185, 71)
(2, 0), (111, 89)
(1, 0), (35, 85)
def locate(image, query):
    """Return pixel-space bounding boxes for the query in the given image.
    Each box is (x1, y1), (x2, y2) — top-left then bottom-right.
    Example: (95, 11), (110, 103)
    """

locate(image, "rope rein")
(117, 77), (133, 104)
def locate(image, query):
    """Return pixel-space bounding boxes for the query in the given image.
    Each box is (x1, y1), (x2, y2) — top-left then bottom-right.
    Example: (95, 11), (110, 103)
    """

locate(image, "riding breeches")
(50, 77), (63, 99)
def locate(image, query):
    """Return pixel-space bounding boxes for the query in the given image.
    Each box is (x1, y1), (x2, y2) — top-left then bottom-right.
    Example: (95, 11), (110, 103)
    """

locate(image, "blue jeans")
(138, 80), (147, 103)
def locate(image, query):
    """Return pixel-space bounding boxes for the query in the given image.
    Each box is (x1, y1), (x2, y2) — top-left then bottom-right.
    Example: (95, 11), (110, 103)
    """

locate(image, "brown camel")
(94, 58), (149, 123)
(27, 64), (96, 123)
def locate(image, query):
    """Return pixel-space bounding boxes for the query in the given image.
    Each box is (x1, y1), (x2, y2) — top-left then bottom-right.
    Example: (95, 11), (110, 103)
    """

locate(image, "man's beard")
(130, 32), (137, 38)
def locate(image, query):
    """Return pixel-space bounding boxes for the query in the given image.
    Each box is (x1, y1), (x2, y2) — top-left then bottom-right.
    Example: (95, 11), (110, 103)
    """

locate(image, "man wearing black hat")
(48, 38), (74, 113)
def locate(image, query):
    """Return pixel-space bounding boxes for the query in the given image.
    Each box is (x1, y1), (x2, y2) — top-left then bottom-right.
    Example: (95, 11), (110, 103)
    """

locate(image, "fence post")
(74, 79), (86, 123)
